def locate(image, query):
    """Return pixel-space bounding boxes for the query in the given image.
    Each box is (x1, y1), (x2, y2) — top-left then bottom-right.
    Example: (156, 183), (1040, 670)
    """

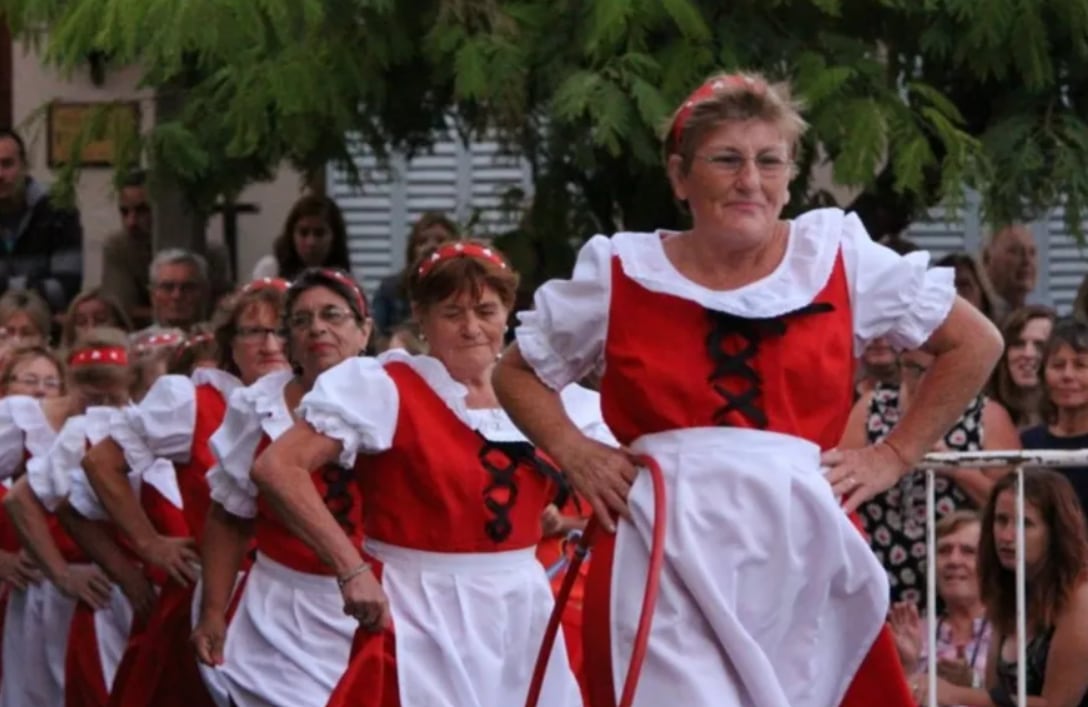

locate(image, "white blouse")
(207, 370), (295, 519)
(0, 396), (58, 480)
(112, 369), (241, 476)
(298, 349), (617, 468)
(68, 407), (138, 520)
(515, 207), (957, 391)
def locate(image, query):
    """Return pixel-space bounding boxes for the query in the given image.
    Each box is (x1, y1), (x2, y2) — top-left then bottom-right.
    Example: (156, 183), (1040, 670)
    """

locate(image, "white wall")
(11, 41), (300, 287)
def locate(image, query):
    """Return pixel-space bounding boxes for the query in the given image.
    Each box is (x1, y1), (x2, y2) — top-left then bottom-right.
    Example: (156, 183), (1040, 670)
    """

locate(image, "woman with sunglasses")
(81, 279), (290, 707)
(194, 268), (371, 707)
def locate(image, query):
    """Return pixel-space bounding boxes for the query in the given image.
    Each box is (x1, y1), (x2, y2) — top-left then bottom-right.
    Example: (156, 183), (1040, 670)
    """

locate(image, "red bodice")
(600, 251), (855, 451)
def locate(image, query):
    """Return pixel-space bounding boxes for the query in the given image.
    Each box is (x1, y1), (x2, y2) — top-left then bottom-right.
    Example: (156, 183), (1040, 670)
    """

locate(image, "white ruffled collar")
(612, 207), (845, 318)
(241, 370), (294, 440)
(191, 367), (242, 401)
(83, 406), (117, 445)
(7, 395), (59, 458)
(377, 350), (525, 440)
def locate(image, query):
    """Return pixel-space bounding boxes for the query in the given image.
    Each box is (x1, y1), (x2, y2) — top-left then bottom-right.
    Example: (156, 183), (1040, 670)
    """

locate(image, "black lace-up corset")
(477, 437), (569, 544)
(319, 463), (358, 538)
(704, 302), (835, 428)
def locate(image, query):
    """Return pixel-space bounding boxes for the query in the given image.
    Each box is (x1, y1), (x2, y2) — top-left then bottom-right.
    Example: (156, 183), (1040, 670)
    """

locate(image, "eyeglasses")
(152, 281), (200, 295)
(235, 326), (285, 343)
(287, 306), (356, 331)
(696, 152), (792, 177)
(5, 375), (62, 391)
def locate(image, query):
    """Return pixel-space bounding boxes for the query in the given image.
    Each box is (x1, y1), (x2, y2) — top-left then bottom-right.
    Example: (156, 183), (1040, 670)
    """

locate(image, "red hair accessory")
(243, 277), (290, 295)
(133, 331), (184, 355)
(68, 346), (128, 368)
(669, 74), (766, 145)
(316, 269), (368, 317)
(417, 242), (508, 279)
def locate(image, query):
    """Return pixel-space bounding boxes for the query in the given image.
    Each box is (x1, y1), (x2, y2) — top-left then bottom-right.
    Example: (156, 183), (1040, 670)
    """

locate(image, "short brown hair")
(665, 71), (808, 172)
(0, 345), (65, 395)
(61, 288), (133, 348)
(407, 239), (519, 312)
(935, 252), (1000, 323)
(0, 289), (52, 343)
(936, 509), (980, 541)
(213, 284), (287, 378)
(170, 324), (218, 376)
(979, 470), (1088, 635)
(1039, 318), (1088, 425)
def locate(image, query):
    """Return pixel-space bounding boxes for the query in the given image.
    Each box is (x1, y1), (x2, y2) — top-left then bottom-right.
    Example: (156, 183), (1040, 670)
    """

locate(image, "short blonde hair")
(0, 289), (51, 343)
(935, 509), (980, 541)
(66, 326), (132, 390)
(665, 71), (808, 172)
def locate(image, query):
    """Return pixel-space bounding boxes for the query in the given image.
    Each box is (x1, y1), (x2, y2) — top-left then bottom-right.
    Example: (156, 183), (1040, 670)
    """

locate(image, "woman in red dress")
(3, 329), (136, 707)
(492, 72), (1004, 707)
(193, 268), (371, 707)
(81, 279), (290, 707)
(251, 242), (606, 707)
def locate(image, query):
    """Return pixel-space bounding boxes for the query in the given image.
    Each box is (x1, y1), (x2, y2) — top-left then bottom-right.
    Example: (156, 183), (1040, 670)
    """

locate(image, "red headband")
(173, 333), (214, 365)
(69, 346), (128, 368)
(133, 331), (184, 354)
(312, 269), (368, 317)
(669, 75), (767, 145)
(243, 277), (290, 295)
(417, 242), (508, 279)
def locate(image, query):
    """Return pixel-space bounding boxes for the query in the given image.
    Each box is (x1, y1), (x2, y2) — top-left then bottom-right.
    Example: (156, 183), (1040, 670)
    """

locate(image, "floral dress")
(858, 383), (983, 606)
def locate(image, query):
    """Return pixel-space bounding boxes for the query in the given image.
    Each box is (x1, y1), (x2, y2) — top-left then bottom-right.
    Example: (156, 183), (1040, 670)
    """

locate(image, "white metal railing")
(917, 450), (1088, 707)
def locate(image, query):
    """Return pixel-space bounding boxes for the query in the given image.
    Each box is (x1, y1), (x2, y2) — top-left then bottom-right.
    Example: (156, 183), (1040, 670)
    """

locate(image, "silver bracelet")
(336, 561), (372, 589)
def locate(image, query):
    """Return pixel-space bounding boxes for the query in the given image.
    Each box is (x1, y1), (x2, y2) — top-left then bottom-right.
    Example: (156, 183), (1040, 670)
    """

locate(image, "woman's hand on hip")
(822, 442), (911, 513)
(557, 436), (639, 534)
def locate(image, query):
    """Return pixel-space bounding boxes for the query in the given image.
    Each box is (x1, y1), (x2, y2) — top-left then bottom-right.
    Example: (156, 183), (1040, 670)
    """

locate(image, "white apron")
(608, 427), (888, 707)
(219, 553), (354, 707)
(367, 539), (582, 707)
(95, 584), (134, 692)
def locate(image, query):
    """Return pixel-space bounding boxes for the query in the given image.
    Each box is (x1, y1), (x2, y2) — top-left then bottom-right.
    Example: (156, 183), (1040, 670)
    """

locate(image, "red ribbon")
(417, 242), (509, 279)
(315, 269), (368, 317)
(68, 346), (129, 368)
(242, 277), (290, 295)
(669, 74), (767, 145)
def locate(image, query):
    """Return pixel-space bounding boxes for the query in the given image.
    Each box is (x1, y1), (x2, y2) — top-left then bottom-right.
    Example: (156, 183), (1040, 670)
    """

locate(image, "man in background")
(0, 128), (83, 312)
(100, 169), (232, 329)
(983, 223), (1037, 324)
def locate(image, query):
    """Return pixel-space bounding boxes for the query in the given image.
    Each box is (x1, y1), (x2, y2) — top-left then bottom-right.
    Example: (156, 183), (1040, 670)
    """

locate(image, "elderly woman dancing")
(493, 72), (1003, 707)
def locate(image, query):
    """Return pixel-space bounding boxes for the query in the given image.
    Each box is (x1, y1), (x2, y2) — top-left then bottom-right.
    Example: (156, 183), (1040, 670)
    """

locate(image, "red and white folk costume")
(0, 396), (62, 707)
(29, 408), (138, 707)
(297, 349), (607, 707)
(517, 209), (956, 707)
(106, 367), (240, 707)
(207, 370), (364, 707)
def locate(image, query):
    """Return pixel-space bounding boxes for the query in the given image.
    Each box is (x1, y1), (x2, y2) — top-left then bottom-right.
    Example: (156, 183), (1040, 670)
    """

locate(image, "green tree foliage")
(4, 0), (1088, 274)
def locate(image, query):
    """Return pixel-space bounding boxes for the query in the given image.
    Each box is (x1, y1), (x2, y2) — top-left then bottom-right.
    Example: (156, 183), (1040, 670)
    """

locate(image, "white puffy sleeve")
(298, 357), (400, 467)
(115, 375), (197, 464)
(559, 384), (619, 447)
(840, 213), (956, 353)
(28, 417), (83, 512)
(68, 407), (126, 520)
(515, 235), (613, 391)
(206, 387), (264, 519)
(0, 398), (25, 480)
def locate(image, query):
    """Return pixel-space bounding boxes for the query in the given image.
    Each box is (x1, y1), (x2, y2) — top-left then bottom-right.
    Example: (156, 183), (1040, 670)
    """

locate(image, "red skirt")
(65, 603), (108, 707)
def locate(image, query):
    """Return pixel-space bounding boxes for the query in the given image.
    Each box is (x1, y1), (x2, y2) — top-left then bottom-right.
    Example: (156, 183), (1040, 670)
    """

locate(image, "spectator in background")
(856, 337), (899, 399)
(936, 252), (1000, 323)
(250, 194), (352, 281)
(146, 249), (210, 332)
(1021, 318), (1088, 518)
(0, 128), (82, 313)
(100, 170), (232, 329)
(888, 511), (991, 699)
(989, 305), (1056, 428)
(983, 224), (1037, 323)
(60, 288), (132, 349)
(371, 212), (457, 335)
(0, 289), (51, 347)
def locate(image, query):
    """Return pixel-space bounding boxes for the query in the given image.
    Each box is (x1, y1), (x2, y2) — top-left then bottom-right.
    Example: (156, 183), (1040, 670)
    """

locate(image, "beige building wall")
(11, 41), (301, 288)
